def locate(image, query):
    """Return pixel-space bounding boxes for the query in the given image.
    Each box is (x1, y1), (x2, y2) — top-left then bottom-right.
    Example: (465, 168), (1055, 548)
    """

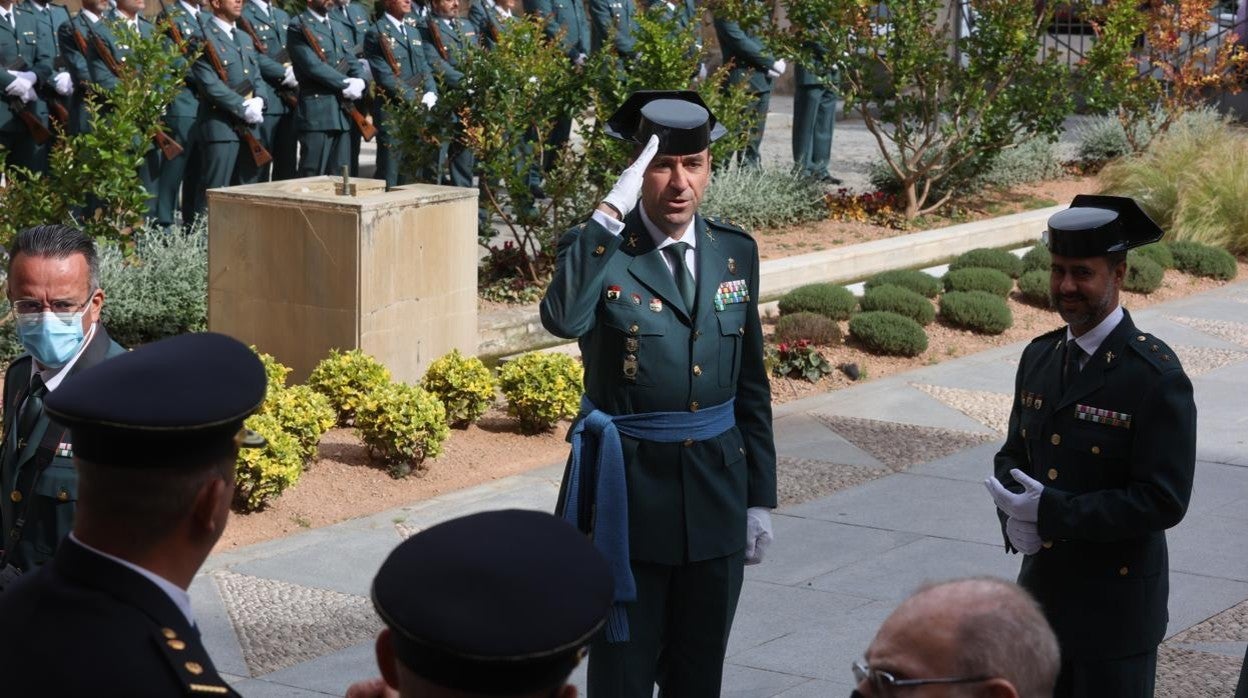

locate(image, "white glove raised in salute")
(341, 77), (366, 101)
(985, 468), (1044, 522)
(745, 507), (774, 565)
(600, 133), (659, 218)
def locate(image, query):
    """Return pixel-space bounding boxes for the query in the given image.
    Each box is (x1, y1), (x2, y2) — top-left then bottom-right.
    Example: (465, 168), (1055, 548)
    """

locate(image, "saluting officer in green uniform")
(56, 0), (105, 136)
(0, 224), (126, 581)
(0, 0), (52, 173)
(713, 4), (782, 167)
(541, 91), (777, 698)
(792, 41), (838, 183)
(155, 0), (205, 228)
(241, 0), (298, 180)
(193, 0), (268, 207)
(588, 0), (634, 62)
(287, 0), (366, 176)
(421, 0), (477, 189)
(987, 195), (1198, 698)
(364, 0), (435, 187)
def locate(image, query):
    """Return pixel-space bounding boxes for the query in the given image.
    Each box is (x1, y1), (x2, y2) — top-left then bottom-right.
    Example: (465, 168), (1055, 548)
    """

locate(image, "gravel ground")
(1173, 345), (1248, 377)
(909, 383), (1013, 434)
(809, 414), (997, 471)
(1167, 316), (1248, 347)
(776, 457), (889, 507)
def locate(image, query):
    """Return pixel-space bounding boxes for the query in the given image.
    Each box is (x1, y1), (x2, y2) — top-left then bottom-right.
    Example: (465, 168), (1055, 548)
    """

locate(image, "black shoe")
(529, 184), (548, 200)
(818, 173), (843, 185)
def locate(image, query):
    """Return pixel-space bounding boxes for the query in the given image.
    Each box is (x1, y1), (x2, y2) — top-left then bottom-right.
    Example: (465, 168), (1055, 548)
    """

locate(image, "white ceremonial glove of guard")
(767, 58), (786, 79)
(242, 97), (265, 124)
(985, 468), (1044, 523)
(5, 75), (34, 98)
(341, 77), (366, 100)
(357, 58), (373, 82)
(1005, 516), (1043, 555)
(53, 71), (73, 96)
(574, 52), (587, 67)
(745, 507), (774, 565)
(10, 70), (37, 84)
(282, 65), (298, 88)
(696, 62), (707, 81)
(600, 133), (659, 218)
(420, 90), (437, 109)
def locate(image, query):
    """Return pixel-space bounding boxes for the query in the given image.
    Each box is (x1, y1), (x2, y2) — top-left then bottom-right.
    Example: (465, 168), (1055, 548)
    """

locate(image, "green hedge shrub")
(949, 248), (1024, 278)
(774, 311), (842, 345)
(498, 352), (583, 434)
(864, 269), (942, 298)
(1169, 241), (1238, 280)
(777, 283), (857, 321)
(97, 223), (208, 347)
(943, 267), (1015, 297)
(700, 164), (828, 229)
(308, 349), (393, 425)
(860, 284), (935, 325)
(940, 290), (1013, 334)
(267, 385), (338, 462)
(235, 413), (304, 512)
(355, 382), (451, 478)
(421, 349), (498, 428)
(1124, 253), (1164, 294)
(1017, 270), (1051, 306)
(1133, 242), (1174, 269)
(1020, 244), (1051, 273)
(849, 311), (928, 357)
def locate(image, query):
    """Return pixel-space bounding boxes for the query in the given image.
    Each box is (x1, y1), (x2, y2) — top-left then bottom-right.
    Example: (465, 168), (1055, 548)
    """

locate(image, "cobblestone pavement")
(195, 281), (1248, 697)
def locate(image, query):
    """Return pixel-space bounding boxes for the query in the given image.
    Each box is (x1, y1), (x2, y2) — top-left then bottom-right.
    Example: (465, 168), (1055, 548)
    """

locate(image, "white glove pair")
(282, 64), (298, 88)
(357, 58), (373, 82)
(420, 90), (436, 109)
(986, 467), (1046, 555)
(766, 58), (786, 79)
(5, 72), (36, 103)
(600, 133), (659, 218)
(242, 96), (265, 124)
(53, 71), (73, 96)
(745, 507), (774, 565)
(341, 77), (366, 100)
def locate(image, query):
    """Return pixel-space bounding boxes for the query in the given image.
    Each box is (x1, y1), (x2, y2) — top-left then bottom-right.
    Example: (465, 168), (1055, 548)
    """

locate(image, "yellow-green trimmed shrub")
(1020, 244), (1051, 273)
(1017, 270), (1051, 306)
(308, 349), (393, 425)
(774, 312), (842, 345)
(266, 385), (337, 462)
(942, 267), (1014, 297)
(940, 290), (1013, 334)
(1170, 241), (1238, 280)
(1124, 252), (1164, 294)
(778, 283), (858, 321)
(949, 248), (1024, 278)
(421, 350), (498, 428)
(234, 412), (304, 512)
(253, 348), (291, 398)
(849, 311), (928, 357)
(498, 352), (583, 434)
(864, 269), (942, 298)
(1133, 242), (1174, 269)
(860, 284), (936, 325)
(355, 382), (450, 478)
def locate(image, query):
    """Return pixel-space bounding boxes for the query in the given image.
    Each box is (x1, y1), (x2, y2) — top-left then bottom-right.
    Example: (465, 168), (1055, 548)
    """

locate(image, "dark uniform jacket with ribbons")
(192, 16), (268, 144)
(994, 309), (1196, 660)
(286, 8), (362, 133)
(420, 13), (476, 88)
(0, 536), (239, 696)
(541, 210), (777, 565)
(0, 328), (125, 573)
(0, 4), (53, 134)
(240, 0), (292, 117)
(523, 0), (589, 61)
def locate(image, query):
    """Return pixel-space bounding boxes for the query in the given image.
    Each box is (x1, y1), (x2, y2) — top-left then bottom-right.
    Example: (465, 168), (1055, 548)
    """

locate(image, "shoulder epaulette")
(1028, 325), (1066, 346)
(703, 215), (752, 238)
(152, 626), (233, 696)
(1126, 331), (1184, 372)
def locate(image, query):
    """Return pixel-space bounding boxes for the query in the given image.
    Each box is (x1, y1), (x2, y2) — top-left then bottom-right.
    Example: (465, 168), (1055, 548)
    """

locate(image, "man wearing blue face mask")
(0, 224), (126, 586)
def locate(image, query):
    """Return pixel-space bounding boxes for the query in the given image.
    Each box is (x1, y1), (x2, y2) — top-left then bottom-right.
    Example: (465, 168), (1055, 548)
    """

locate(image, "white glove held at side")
(420, 90), (437, 109)
(53, 71), (73, 96)
(696, 62), (707, 81)
(282, 65), (298, 87)
(4, 75), (33, 98)
(341, 77), (365, 100)
(600, 133), (658, 218)
(1005, 516), (1043, 555)
(242, 97), (264, 124)
(985, 468), (1044, 522)
(574, 52), (587, 67)
(745, 507), (774, 565)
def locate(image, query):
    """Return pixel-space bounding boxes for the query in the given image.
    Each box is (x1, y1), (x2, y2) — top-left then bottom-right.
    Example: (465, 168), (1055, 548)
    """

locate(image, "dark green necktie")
(16, 375), (47, 446)
(1062, 342), (1085, 391)
(662, 242), (695, 310)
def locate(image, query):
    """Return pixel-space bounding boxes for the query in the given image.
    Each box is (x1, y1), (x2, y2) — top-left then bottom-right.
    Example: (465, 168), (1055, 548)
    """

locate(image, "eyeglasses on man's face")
(9, 291), (96, 317)
(852, 658), (993, 695)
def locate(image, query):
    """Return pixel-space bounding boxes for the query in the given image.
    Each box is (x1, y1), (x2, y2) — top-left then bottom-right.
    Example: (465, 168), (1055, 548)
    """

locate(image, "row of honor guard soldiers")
(4, 0), (835, 222)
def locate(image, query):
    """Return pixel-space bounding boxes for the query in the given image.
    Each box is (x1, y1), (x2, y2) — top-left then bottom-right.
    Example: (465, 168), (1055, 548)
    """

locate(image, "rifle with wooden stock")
(4, 57), (52, 144)
(43, 57), (72, 127)
(85, 21), (184, 159)
(299, 22), (376, 141)
(426, 15), (448, 62)
(237, 15), (298, 110)
(198, 29), (273, 167)
(378, 30), (425, 93)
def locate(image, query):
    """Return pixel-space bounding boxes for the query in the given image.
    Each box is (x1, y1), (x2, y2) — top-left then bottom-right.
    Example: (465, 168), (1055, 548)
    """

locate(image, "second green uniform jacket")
(524, 0), (589, 60)
(994, 310), (1196, 661)
(541, 210), (777, 564)
(287, 9), (361, 133)
(0, 6), (52, 136)
(420, 12), (477, 88)
(56, 10), (96, 134)
(713, 12), (773, 94)
(588, 0), (635, 59)
(193, 16), (266, 143)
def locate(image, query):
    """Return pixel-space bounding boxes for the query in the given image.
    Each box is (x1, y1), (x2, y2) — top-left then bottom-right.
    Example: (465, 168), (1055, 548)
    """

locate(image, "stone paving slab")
(807, 537), (1020, 604)
(771, 413), (883, 468)
(742, 515), (920, 589)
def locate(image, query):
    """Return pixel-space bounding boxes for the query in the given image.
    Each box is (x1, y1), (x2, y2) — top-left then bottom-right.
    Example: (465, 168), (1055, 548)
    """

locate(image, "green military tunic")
(288, 7), (363, 176)
(420, 11), (477, 189)
(713, 9), (775, 167)
(329, 0), (368, 176)
(154, 0), (205, 228)
(523, 0), (589, 189)
(22, 0), (67, 166)
(588, 0), (635, 61)
(55, 9), (95, 135)
(364, 12), (434, 187)
(792, 42), (837, 181)
(468, 0), (514, 50)
(994, 309), (1196, 696)
(241, 0), (297, 180)
(0, 4), (52, 173)
(541, 209), (776, 696)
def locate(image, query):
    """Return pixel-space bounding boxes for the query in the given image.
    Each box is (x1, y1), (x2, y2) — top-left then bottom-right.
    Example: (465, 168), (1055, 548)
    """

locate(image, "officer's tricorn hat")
(604, 90), (728, 155)
(44, 332), (267, 468)
(1043, 195), (1165, 258)
(371, 509), (614, 695)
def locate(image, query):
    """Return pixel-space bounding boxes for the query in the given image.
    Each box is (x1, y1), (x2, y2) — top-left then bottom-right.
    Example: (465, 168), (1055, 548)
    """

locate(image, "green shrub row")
(943, 267), (1014, 297)
(940, 290), (1013, 334)
(864, 269), (942, 298)
(1124, 252), (1164, 294)
(849, 311), (928, 357)
(775, 312), (842, 345)
(778, 283), (857, 321)
(860, 284), (935, 325)
(1017, 270), (1050, 305)
(1169, 241), (1238, 280)
(949, 248), (1024, 278)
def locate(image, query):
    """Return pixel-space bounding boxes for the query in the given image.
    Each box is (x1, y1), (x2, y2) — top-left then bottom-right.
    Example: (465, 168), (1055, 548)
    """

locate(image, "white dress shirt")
(1066, 305), (1125, 369)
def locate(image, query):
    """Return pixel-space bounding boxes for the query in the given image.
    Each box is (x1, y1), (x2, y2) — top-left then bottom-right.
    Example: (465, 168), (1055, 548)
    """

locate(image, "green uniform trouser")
(1054, 650), (1156, 698)
(348, 120), (362, 177)
(156, 115), (202, 228)
(261, 111), (299, 181)
(792, 76), (836, 179)
(139, 147), (160, 222)
(0, 128), (49, 174)
(194, 138), (264, 215)
(374, 114), (406, 188)
(298, 129), (350, 177)
(740, 90), (770, 168)
(587, 550), (745, 698)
